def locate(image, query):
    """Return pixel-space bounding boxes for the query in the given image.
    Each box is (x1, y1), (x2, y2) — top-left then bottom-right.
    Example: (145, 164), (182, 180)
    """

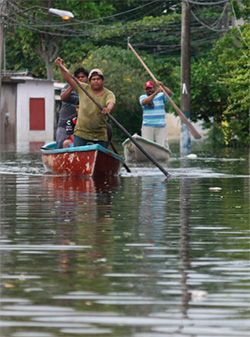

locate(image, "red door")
(29, 98), (45, 130)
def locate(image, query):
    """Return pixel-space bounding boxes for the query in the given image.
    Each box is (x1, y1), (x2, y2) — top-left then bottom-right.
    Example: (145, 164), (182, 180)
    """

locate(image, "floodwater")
(0, 142), (249, 337)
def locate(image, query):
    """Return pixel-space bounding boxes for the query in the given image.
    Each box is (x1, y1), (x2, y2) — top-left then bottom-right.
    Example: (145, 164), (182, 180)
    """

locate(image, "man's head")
(145, 80), (155, 95)
(88, 69), (104, 81)
(74, 67), (89, 83)
(88, 68), (104, 91)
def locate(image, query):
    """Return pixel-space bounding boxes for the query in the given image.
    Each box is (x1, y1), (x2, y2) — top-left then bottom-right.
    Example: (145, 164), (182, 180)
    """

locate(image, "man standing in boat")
(139, 80), (171, 149)
(56, 67), (89, 148)
(55, 57), (116, 148)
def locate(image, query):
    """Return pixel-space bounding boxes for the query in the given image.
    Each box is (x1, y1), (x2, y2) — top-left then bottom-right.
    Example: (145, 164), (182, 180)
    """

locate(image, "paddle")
(111, 144), (131, 173)
(106, 124), (131, 173)
(74, 77), (170, 178)
(78, 91), (170, 178)
(56, 62), (131, 173)
(128, 41), (202, 140)
(57, 62), (170, 178)
(106, 114), (170, 179)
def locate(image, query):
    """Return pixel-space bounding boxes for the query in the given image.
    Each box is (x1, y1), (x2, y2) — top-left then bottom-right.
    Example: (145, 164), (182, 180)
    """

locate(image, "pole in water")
(59, 61), (170, 179)
(127, 40), (201, 140)
(108, 114), (170, 179)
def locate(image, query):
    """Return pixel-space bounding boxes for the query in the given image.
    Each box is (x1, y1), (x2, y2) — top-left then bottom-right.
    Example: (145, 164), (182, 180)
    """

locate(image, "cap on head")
(88, 68), (104, 80)
(145, 80), (155, 89)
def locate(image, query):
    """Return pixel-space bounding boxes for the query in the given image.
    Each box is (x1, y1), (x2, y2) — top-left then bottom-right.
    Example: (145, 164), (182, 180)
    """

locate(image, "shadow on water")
(0, 144), (249, 337)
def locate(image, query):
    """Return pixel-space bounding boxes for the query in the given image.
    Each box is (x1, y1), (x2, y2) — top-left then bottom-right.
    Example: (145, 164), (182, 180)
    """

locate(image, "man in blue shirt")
(139, 80), (171, 148)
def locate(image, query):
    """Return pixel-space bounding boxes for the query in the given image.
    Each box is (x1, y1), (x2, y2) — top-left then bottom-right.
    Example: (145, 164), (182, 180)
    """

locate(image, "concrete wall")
(166, 113), (208, 141)
(1, 82), (17, 145)
(167, 113), (181, 140)
(16, 79), (54, 145)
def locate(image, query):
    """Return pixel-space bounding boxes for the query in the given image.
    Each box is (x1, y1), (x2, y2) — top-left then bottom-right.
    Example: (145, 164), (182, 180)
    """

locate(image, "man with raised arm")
(55, 57), (116, 148)
(139, 80), (171, 149)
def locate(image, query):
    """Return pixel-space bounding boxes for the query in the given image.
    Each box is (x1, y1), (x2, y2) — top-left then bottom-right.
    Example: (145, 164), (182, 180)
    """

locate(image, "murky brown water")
(0, 144), (249, 337)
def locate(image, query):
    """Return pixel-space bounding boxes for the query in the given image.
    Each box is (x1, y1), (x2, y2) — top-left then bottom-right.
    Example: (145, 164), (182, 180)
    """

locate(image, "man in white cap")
(139, 80), (171, 148)
(55, 57), (116, 148)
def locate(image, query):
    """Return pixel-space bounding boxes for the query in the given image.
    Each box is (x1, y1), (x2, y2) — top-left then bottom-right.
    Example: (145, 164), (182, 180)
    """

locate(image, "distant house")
(1, 75), (55, 150)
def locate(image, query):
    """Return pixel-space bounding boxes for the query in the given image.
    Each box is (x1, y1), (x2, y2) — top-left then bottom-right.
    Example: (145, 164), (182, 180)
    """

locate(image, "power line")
(190, 8), (228, 32)
(187, 0), (228, 5)
(5, 0), (229, 56)
(229, 0), (248, 49)
(7, 0), (163, 27)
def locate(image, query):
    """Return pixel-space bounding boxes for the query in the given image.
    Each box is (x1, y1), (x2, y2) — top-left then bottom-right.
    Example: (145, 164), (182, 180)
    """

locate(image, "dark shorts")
(74, 135), (109, 148)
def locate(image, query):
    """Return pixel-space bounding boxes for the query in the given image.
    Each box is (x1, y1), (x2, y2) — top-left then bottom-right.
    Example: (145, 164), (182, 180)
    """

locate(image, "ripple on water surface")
(0, 149), (249, 337)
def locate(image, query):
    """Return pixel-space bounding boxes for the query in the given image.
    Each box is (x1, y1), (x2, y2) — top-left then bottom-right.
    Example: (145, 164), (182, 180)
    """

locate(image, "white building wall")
(166, 113), (181, 140)
(166, 113), (208, 141)
(16, 79), (54, 145)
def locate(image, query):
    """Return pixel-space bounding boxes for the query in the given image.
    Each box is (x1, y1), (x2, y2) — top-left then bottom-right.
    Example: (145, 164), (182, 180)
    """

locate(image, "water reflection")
(0, 147), (249, 337)
(138, 176), (167, 241)
(43, 175), (120, 227)
(179, 178), (192, 319)
(44, 175), (120, 193)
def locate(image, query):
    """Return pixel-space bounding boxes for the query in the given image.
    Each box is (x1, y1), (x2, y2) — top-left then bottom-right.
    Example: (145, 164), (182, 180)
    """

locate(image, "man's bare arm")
(55, 57), (77, 89)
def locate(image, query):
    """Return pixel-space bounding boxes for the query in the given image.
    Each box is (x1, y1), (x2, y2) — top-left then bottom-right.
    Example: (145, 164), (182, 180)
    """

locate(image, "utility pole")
(180, 0), (191, 156)
(0, 0), (6, 145)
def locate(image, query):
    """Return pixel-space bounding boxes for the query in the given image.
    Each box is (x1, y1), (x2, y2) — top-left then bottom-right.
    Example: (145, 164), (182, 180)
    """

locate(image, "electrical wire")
(186, 0), (228, 5)
(190, 8), (228, 31)
(229, 0), (248, 49)
(7, 0), (162, 26)
(208, 2), (229, 27)
(5, 0), (231, 56)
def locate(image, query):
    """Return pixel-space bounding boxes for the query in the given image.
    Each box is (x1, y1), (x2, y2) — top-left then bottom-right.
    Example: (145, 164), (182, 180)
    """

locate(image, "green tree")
(57, 45), (176, 139)
(216, 24), (250, 146)
(5, 0), (249, 146)
(5, 0), (116, 78)
(5, 0), (220, 77)
(192, 24), (250, 146)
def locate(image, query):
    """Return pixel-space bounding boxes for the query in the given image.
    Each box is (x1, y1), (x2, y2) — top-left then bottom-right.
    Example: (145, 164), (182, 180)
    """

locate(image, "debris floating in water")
(190, 289), (208, 301)
(209, 187), (222, 192)
(186, 153), (198, 159)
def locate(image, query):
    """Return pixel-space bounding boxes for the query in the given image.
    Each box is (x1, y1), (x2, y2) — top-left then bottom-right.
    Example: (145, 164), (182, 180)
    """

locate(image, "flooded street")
(0, 143), (249, 337)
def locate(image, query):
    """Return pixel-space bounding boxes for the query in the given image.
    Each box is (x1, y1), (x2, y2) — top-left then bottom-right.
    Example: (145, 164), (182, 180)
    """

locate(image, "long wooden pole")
(60, 65), (170, 178)
(74, 78), (170, 178)
(57, 62), (170, 178)
(70, 74), (131, 173)
(0, 0), (6, 145)
(128, 42), (201, 139)
(180, 0), (192, 155)
(55, 62), (133, 172)
(107, 113), (170, 179)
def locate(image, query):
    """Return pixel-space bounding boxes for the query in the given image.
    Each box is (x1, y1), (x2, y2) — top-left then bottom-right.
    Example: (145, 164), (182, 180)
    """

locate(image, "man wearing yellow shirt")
(55, 57), (116, 148)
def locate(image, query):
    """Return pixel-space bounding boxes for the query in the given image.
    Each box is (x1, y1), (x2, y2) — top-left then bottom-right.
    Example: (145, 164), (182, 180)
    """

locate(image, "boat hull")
(122, 134), (171, 163)
(41, 142), (123, 177)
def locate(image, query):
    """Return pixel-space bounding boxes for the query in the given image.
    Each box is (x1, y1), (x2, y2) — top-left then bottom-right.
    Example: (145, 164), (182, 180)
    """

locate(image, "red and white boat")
(41, 142), (123, 177)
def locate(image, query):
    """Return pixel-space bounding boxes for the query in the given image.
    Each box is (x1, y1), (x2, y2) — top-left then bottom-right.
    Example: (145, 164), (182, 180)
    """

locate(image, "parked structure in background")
(0, 74), (54, 151)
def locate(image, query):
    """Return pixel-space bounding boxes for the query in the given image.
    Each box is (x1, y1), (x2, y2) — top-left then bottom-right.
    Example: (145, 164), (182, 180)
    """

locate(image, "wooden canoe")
(41, 142), (123, 177)
(122, 134), (171, 163)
